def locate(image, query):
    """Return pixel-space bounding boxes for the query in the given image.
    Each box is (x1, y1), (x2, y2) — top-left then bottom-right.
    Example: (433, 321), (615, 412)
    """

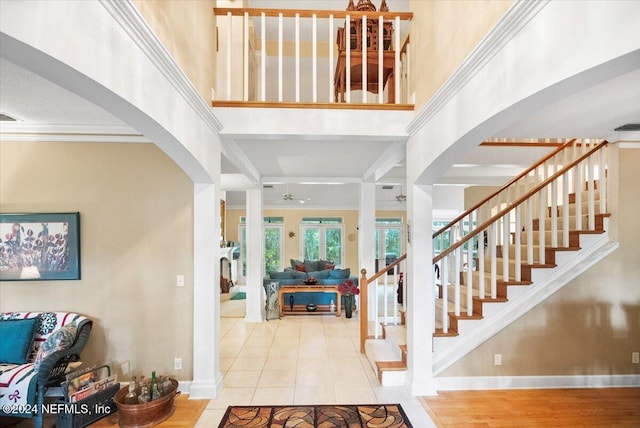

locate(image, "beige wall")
(226, 208), (407, 274)
(442, 147), (640, 376)
(0, 141), (194, 381)
(410, 0), (513, 110)
(133, 0), (217, 103)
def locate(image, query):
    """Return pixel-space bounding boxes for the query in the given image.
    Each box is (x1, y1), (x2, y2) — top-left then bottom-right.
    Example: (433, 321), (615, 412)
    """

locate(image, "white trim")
(0, 123), (150, 143)
(406, 1), (548, 135)
(99, 0), (222, 134)
(434, 374), (640, 391)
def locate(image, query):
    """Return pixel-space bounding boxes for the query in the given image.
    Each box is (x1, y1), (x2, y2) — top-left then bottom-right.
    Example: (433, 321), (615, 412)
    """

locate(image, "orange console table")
(278, 285), (342, 317)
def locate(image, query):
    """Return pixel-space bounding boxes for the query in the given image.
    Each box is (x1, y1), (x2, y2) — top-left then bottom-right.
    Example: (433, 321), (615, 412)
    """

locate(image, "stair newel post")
(489, 222), (497, 299)
(514, 205), (522, 282)
(359, 268), (368, 353)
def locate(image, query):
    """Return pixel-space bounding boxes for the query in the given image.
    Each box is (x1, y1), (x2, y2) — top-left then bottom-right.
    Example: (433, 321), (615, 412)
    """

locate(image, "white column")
(359, 182), (376, 321)
(245, 188), (264, 322)
(408, 184), (436, 396)
(190, 183), (221, 399)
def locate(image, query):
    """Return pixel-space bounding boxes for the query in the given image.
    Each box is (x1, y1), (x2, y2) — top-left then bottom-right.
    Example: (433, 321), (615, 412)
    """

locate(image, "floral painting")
(0, 212), (80, 281)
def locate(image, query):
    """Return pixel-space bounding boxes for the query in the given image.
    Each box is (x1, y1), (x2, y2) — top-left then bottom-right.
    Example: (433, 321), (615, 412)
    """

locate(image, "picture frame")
(0, 212), (81, 281)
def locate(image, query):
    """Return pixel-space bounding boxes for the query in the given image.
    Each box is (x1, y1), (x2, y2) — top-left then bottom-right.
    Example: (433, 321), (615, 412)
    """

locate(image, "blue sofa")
(263, 260), (359, 307)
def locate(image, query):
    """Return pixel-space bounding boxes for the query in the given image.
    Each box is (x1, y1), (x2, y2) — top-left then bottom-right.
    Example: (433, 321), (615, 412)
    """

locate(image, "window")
(239, 217), (284, 276)
(301, 218), (344, 266)
(375, 218), (403, 273)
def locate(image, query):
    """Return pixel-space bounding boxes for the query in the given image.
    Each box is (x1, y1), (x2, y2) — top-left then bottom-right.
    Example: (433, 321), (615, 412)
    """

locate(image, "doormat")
(230, 291), (246, 300)
(218, 404), (413, 427)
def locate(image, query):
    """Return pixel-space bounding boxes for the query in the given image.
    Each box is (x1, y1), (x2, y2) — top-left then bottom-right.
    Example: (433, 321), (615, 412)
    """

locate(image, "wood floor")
(420, 388), (640, 427)
(0, 395), (208, 428)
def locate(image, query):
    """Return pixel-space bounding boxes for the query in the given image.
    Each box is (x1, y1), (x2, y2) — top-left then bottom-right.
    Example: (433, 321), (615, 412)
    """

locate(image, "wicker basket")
(113, 378), (179, 428)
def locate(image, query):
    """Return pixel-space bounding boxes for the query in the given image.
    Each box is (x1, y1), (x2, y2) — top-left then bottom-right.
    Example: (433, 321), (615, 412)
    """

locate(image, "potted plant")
(338, 279), (359, 318)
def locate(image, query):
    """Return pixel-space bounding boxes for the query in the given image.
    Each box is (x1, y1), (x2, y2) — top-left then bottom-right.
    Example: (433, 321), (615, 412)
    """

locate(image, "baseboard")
(434, 374), (640, 391)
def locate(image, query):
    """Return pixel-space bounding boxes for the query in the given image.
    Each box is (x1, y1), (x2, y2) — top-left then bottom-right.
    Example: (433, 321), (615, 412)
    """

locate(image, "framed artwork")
(0, 212), (81, 281)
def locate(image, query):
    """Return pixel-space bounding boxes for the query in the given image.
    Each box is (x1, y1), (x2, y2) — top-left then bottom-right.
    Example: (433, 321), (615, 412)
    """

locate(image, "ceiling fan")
(381, 184), (407, 203)
(265, 184), (310, 204)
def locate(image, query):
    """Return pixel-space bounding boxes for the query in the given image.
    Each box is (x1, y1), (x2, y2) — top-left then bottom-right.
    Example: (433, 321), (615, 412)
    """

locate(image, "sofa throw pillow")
(329, 268), (351, 279)
(0, 318), (39, 364)
(33, 323), (77, 372)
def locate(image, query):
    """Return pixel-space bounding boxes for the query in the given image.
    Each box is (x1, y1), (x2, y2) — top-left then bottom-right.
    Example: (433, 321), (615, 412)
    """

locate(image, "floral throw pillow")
(33, 324), (77, 372)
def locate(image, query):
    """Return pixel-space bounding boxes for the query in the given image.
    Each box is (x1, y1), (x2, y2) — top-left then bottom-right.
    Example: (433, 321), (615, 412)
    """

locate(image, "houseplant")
(338, 279), (359, 318)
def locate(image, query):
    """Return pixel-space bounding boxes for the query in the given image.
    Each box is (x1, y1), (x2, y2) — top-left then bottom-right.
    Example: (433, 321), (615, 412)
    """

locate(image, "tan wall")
(0, 141), (194, 381)
(442, 148), (640, 376)
(410, 0), (513, 110)
(133, 0), (217, 103)
(226, 209), (407, 274)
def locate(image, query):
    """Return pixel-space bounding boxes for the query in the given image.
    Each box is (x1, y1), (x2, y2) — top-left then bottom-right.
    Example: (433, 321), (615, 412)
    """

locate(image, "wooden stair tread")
(376, 361), (407, 371)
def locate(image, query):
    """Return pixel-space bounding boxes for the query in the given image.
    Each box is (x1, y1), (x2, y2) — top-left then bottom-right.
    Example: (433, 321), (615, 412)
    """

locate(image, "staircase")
(361, 139), (618, 384)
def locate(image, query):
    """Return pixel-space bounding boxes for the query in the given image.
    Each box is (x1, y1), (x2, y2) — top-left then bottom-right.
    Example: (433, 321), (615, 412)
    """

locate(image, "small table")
(279, 285), (342, 317)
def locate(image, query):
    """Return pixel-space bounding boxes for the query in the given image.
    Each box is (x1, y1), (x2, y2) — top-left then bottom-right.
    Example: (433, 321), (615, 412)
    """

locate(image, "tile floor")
(195, 308), (436, 427)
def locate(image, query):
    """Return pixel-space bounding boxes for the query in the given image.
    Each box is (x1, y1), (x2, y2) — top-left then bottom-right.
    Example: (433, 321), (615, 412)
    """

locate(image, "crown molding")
(0, 123), (150, 143)
(99, 0), (223, 134)
(406, 0), (549, 136)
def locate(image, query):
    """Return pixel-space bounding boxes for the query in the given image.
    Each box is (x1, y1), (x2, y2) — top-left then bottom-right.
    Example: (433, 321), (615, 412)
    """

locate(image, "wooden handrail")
(214, 8), (413, 20)
(433, 140), (608, 264)
(433, 138), (576, 240)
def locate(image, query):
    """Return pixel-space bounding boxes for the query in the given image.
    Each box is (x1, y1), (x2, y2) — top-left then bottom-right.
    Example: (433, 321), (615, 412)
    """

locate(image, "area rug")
(218, 404), (413, 427)
(230, 291), (246, 300)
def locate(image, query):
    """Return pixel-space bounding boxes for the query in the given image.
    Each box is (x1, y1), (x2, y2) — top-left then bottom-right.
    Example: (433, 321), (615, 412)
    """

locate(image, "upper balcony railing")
(213, 5), (413, 108)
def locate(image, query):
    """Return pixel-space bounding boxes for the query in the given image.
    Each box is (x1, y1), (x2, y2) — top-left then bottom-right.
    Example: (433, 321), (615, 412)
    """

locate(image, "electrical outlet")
(174, 357), (182, 370)
(494, 354), (502, 366)
(176, 275), (184, 287)
(632, 352), (639, 364)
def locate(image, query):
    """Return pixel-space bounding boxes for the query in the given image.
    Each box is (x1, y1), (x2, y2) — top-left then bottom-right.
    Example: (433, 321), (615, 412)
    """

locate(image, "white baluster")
(394, 15), (400, 104)
(226, 12), (232, 100)
(378, 14), (383, 104)
(551, 179), (558, 247)
(490, 223), (497, 299)
(243, 12), (249, 101)
(600, 145), (607, 214)
(478, 229), (485, 300)
(312, 14), (317, 103)
(346, 14), (351, 103)
(278, 13), (283, 102)
(527, 198), (534, 265)
(454, 247), (461, 317)
(442, 257), (448, 333)
(295, 13), (300, 102)
(538, 188), (546, 264)
(362, 14), (367, 102)
(261, 13), (266, 102)
(467, 231), (473, 316)
(502, 211), (510, 282)
(329, 15), (334, 103)
(515, 205), (522, 282)
(575, 161), (583, 230)
(588, 154), (595, 230)
(563, 171), (570, 247)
